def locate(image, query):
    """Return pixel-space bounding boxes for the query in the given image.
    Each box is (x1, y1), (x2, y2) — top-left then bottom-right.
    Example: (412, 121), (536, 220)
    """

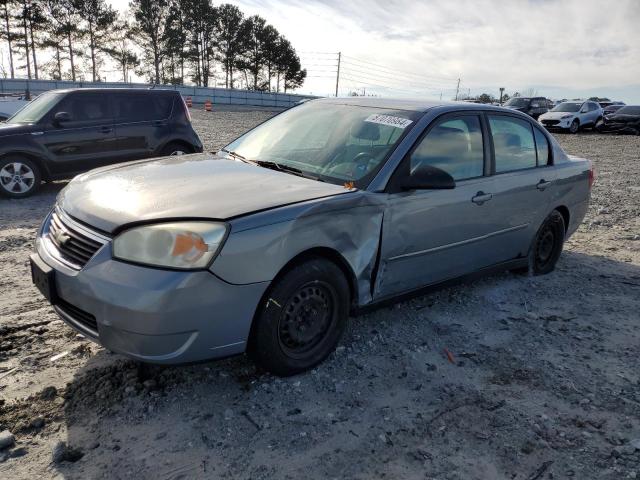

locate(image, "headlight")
(561, 115), (573, 119)
(113, 222), (228, 269)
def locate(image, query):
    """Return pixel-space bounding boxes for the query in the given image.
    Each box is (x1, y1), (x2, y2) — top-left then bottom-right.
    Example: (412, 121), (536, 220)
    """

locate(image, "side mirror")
(53, 111), (71, 125)
(400, 165), (456, 191)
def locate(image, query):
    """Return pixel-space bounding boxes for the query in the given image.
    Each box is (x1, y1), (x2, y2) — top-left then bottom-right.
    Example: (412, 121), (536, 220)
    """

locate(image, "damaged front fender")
(210, 191), (386, 306)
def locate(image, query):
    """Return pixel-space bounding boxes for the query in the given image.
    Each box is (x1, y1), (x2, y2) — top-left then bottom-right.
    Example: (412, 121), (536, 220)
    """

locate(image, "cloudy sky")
(109, 0), (640, 102)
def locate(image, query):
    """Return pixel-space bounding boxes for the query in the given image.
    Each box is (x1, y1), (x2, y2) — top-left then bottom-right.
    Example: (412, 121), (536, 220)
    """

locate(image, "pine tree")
(75, 0), (117, 82)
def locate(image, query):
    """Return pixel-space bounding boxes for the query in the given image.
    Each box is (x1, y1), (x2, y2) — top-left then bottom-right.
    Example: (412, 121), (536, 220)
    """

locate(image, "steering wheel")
(323, 151), (375, 177)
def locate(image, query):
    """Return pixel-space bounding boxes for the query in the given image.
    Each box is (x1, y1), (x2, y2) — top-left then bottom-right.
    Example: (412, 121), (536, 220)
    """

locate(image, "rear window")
(113, 93), (173, 122)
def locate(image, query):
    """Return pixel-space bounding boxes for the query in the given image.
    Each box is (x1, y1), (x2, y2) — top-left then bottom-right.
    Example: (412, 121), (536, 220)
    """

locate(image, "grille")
(56, 299), (98, 337)
(542, 120), (560, 126)
(47, 210), (105, 269)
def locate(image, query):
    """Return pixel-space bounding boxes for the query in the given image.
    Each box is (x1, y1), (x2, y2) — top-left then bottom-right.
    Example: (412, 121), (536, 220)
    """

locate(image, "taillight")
(588, 161), (595, 188)
(181, 96), (192, 123)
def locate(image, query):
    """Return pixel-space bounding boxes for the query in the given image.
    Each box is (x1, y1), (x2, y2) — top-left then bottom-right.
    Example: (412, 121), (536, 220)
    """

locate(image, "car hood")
(58, 153), (349, 233)
(540, 111), (576, 120)
(0, 122), (37, 137)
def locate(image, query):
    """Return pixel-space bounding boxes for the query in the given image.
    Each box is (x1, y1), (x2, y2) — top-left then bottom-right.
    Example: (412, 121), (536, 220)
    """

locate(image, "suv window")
(589, 102), (600, 111)
(52, 93), (110, 124)
(533, 128), (550, 166)
(113, 93), (173, 122)
(489, 115), (536, 173)
(410, 115), (484, 181)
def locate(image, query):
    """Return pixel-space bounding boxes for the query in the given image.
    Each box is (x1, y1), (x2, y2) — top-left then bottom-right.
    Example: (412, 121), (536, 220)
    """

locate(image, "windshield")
(617, 106), (640, 115)
(551, 102), (581, 113)
(7, 92), (63, 124)
(505, 98), (530, 108)
(223, 102), (419, 187)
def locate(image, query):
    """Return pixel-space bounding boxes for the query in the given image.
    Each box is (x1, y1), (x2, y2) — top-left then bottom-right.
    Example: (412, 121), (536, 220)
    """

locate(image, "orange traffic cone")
(186, 96), (192, 108)
(204, 99), (212, 112)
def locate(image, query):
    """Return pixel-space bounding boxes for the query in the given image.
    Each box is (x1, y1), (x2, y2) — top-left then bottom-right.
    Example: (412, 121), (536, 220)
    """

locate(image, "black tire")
(529, 210), (565, 275)
(569, 119), (580, 134)
(249, 258), (350, 376)
(0, 156), (41, 198)
(160, 142), (191, 156)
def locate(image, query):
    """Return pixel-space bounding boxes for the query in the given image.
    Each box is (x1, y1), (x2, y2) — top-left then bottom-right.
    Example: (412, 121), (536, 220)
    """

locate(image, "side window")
(114, 93), (172, 122)
(53, 94), (110, 124)
(409, 115), (484, 181)
(533, 128), (550, 166)
(489, 115), (537, 173)
(590, 102), (600, 112)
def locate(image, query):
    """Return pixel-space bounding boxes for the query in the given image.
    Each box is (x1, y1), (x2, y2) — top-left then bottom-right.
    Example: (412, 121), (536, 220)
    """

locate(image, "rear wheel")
(160, 142), (191, 156)
(249, 258), (350, 376)
(529, 210), (565, 275)
(569, 119), (580, 134)
(0, 156), (41, 198)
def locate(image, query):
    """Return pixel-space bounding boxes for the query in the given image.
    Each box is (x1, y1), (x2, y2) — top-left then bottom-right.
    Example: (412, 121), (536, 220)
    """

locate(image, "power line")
(341, 55), (458, 82)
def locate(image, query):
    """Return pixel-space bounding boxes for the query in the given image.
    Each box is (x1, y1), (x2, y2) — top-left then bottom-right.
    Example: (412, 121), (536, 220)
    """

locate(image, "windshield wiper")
(253, 160), (324, 182)
(221, 149), (323, 182)
(220, 148), (249, 162)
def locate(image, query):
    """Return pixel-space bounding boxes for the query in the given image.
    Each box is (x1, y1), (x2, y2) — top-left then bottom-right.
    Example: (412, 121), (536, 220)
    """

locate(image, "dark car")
(503, 97), (549, 119)
(602, 104), (625, 118)
(0, 88), (203, 198)
(598, 105), (640, 134)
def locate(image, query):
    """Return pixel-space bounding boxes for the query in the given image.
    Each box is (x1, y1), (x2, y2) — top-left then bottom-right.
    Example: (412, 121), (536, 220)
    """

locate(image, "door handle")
(471, 191), (493, 205)
(100, 126), (113, 134)
(536, 179), (552, 191)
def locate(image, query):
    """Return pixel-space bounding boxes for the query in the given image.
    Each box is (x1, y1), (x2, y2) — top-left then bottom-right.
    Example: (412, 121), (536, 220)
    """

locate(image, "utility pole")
(499, 87), (505, 105)
(454, 78), (460, 101)
(335, 52), (341, 97)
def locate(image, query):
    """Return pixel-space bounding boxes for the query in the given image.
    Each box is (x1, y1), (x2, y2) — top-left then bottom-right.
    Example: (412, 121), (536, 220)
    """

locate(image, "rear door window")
(113, 93), (173, 123)
(409, 115), (484, 181)
(488, 115), (537, 173)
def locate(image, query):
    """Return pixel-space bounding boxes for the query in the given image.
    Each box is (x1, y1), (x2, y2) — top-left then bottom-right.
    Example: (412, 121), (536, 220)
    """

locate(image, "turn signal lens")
(113, 222), (227, 269)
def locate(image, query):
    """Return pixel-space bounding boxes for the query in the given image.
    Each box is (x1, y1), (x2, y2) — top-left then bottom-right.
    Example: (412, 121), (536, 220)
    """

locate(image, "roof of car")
(45, 88), (177, 95)
(313, 96), (522, 113)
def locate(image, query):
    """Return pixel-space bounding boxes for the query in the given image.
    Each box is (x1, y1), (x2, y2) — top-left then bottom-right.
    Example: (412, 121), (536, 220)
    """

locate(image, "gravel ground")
(0, 108), (639, 479)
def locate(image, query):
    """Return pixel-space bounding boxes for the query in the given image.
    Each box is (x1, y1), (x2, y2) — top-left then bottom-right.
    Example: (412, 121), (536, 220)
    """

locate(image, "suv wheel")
(160, 142), (191, 156)
(569, 119), (580, 134)
(249, 258), (350, 376)
(0, 157), (41, 198)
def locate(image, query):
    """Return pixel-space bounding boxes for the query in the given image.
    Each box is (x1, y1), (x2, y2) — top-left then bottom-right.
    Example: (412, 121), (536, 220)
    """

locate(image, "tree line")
(0, 0), (307, 92)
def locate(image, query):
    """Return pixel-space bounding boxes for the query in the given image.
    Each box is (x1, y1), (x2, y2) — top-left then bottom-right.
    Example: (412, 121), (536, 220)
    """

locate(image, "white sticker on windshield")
(365, 114), (413, 129)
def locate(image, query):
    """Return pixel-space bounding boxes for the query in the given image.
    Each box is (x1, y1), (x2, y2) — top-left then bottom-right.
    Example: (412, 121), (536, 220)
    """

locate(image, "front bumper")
(35, 215), (269, 364)
(539, 118), (573, 130)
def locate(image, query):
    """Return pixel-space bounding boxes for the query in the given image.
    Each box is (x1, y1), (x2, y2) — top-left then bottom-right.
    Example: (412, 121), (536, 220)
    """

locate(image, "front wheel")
(569, 119), (580, 134)
(0, 156), (41, 198)
(160, 142), (191, 156)
(249, 258), (350, 376)
(529, 210), (566, 275)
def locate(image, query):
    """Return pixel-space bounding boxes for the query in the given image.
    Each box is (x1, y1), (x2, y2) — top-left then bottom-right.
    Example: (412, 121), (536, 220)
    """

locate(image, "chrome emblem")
(53, 229), (71, 246)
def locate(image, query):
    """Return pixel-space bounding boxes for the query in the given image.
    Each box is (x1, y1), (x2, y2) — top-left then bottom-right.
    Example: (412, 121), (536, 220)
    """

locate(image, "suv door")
(483, 114), (556, 259)
(37, 91), (115, 175)
(111, 92), (174, 161)
(375, 113), (508, 298)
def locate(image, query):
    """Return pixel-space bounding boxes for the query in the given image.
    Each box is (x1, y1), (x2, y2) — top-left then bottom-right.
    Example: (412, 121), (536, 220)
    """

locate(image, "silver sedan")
(31, 98), (593, 375)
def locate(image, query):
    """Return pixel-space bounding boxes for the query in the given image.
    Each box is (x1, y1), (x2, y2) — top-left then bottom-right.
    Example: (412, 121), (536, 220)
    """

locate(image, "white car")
(0, 96), (30, 121)
(538, 100), (603, 133)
